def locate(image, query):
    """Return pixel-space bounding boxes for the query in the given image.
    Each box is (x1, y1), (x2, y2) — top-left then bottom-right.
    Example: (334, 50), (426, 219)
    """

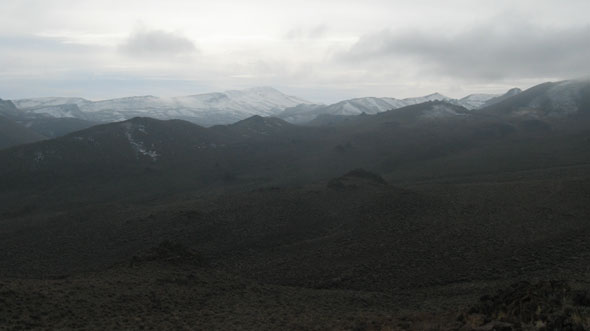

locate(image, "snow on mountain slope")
(12, 86), (527, 126)
(324, 97), (406, 116)
(481, 80), (590, 118)
(27, 104), (88, 119)
(171, 87), (310, 116)
(279, 93), (454, 124)
(14, 87), (311, 125)
(122, 122), (160, 161)
(539, 80), (585, 115)
(401, 93), (452, 106)
(81, 96), (165, 113)
(480, 88), (522, 108)
(13, 97), (91, 109)
(79, 87), (310, 117)
(454, 94), (499, 110)
(279, 90), (519, 124)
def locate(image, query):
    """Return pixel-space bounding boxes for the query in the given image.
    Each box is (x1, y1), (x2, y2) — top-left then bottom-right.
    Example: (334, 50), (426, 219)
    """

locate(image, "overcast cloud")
(119, 28), (197, 58)
(341, 20), (590, 81)
(0, 0), (589, 102)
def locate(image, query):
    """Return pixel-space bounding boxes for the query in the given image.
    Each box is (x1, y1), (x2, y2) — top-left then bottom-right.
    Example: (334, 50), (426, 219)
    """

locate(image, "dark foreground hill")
(2, 262), (588, 330)
(2, 169), (590, 330)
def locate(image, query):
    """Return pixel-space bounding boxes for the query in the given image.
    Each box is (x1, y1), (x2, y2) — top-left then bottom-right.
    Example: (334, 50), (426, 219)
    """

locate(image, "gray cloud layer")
(119, 28), (197, 58)
(285, 24), (328, 40)
(341, 21), (590, 80)
(1, 1), (589, 101)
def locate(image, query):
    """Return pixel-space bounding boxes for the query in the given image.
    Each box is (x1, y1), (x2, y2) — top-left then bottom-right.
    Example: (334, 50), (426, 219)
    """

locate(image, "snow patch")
(456, 93), (499, 110)
(122, 123), (159, 161)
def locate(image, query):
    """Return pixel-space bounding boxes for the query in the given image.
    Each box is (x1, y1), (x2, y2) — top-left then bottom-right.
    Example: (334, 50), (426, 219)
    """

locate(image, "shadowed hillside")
(0, 114), (45, 149)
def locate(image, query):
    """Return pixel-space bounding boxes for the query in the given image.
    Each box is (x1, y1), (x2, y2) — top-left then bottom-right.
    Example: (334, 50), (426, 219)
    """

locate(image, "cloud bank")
(119, 28), (197, 58)
(340, 21), (590, 81)
(1, 0), (590, 101)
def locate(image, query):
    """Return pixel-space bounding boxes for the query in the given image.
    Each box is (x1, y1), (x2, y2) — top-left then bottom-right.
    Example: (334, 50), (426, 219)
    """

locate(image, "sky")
(0, 0), (589, 103)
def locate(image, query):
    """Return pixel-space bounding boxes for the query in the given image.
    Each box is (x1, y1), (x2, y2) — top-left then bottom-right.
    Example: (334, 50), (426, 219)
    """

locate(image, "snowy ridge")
(479, 80), (590, 118)
(27, 104), (88, 119)
(454, 94), (499, 110)
(401, 93), (453, 106)
(12, 87), (521, 126)
(14, 87), (312, 125)
(13, 97), (91, 109)
(278, 92), (497, 124)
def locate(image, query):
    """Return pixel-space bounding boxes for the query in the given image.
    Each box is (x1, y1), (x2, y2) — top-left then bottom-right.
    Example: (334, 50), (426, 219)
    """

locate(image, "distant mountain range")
(2, 79), (589, 195)
(8, 86), (524, 130)
(12, 87), (311, 126)
(2, 79), (589, 149)
(277, 89), (523, 124)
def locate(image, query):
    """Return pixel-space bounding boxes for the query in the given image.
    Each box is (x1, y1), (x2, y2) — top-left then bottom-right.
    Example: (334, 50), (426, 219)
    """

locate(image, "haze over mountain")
(5, 79), (577, 145)
(8, 87), (523, 129)
(480, 80), (590, 119)
(277, 89), (521, 124)
(12, 87), (311, 126)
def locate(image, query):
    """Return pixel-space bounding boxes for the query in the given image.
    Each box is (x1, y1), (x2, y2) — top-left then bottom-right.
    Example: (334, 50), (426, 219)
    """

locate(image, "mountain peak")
(401, 92), (450, 104)
(480, 79), (590, 117)
(242, 86), (282, 94)
(506, 88), (522, 95)
(426, 92), (448, 99)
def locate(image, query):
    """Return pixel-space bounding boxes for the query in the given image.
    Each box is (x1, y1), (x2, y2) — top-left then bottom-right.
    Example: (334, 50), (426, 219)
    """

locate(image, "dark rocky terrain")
(1, 80), (590, 330)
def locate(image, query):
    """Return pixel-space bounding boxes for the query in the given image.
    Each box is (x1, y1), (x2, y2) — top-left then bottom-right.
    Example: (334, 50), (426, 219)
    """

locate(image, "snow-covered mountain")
(13, 86), (542, 126)
(480, 88), (522, 108)
(13, 97), (91, 109)
(278, 92), (507, 124)
(403, 93), (454, 106)
(481, 80), (590, 118)
(26, 104), (88, 119)
(14, 87), (312, 126)
(453, 93), (499, 110)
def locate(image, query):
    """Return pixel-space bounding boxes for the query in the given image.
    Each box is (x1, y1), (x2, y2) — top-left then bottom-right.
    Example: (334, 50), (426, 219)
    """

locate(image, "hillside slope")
(0, 114), (45, 149)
